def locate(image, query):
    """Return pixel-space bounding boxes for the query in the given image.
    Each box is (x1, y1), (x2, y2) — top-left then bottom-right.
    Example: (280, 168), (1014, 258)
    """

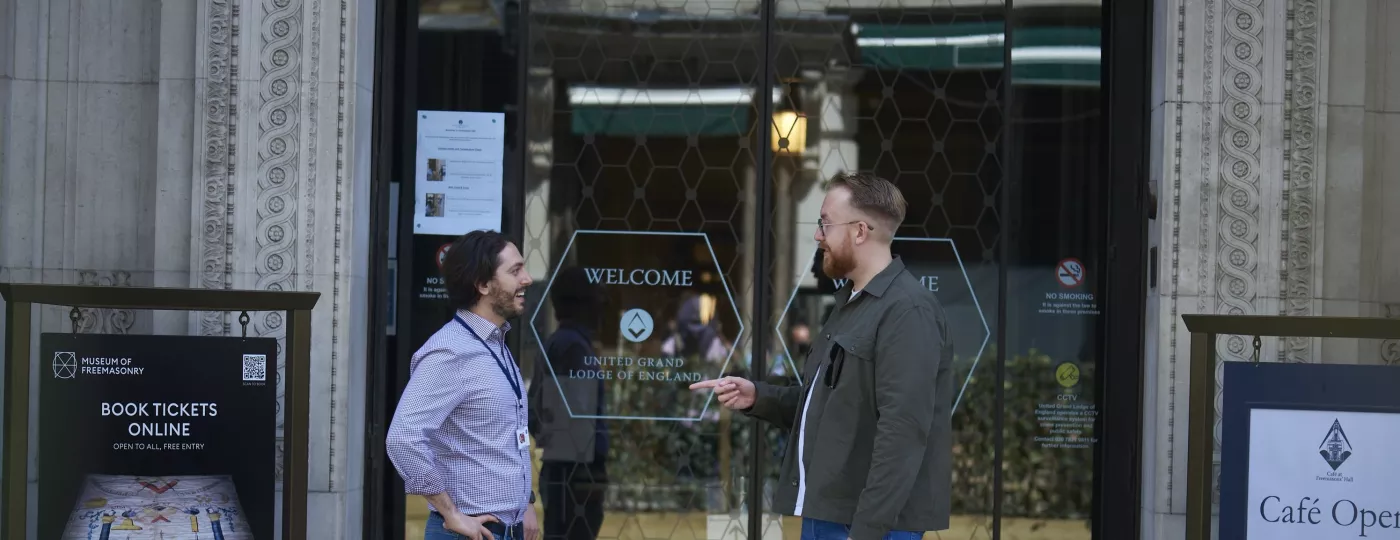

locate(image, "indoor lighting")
(770, 110), (807, 154)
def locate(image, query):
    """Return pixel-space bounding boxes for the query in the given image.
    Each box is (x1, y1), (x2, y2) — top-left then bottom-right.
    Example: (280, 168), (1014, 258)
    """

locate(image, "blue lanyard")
(454, 316), (522, 401)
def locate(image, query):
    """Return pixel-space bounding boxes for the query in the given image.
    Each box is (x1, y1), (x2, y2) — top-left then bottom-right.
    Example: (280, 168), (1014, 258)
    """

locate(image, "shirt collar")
(456, 309), (511, 341)
(837, 256), (906, 299)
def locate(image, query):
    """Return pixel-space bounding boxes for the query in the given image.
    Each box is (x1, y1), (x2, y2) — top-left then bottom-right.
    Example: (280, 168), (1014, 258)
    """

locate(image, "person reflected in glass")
(386, 230), (542, 540)
(662, 293), (730, 366)
(532, 267), (609, 540)
(691, 173), (955, 540)
(660, 292), (735, 511)
(786, 320), (813, 377)
(664, 293), (733, 424)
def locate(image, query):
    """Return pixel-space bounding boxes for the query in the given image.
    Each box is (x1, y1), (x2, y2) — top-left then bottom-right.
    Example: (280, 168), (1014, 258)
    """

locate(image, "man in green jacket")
(692, 172), (953, 540)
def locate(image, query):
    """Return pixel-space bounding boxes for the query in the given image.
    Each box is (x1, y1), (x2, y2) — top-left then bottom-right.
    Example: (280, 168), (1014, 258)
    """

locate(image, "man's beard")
(489, 285), (524, 319)
(821, 247), (856, 281)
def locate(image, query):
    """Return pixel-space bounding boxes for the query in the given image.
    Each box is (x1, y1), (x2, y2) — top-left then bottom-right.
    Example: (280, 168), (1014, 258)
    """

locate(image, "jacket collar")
(838, 255), (905, 299)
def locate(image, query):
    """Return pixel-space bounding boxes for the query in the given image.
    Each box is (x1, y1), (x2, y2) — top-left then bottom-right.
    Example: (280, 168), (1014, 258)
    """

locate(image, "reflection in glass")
(1001, 2), (1103, 538)
(406, 0), (1111, 537)
(519, 1), (763, 539)
(535, 266), (609, 540)
(765, 3), (1006, 539)
(403, 0), (527, 536)
(533, 232), (742, 423)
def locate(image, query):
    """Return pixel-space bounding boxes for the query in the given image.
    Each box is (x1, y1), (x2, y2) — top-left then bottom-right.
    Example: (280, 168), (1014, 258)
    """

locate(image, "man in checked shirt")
(387, 230), (543, 540)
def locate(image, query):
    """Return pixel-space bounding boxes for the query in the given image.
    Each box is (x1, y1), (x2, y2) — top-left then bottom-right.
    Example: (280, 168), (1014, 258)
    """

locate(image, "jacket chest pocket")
(810, 332), (878, 471)
(825, 333), (875, 392)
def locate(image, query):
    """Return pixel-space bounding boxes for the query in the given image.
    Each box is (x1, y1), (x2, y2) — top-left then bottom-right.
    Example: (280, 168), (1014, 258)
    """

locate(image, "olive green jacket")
(744, 256), (953, 540)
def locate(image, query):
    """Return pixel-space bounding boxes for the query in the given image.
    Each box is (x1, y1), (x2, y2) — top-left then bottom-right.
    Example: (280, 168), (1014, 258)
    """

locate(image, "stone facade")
(0, 0), (377, 537)
(1143, 0), (1400, 537)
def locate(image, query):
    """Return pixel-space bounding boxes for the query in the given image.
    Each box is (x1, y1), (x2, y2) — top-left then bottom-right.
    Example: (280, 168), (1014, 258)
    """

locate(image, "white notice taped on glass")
(1247, 408), (1400, 539)
(414, 110), (505, 235)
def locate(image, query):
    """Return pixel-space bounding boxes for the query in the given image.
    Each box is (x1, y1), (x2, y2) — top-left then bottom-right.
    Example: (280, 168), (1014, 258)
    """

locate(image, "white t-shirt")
(796, 288), (862, 515)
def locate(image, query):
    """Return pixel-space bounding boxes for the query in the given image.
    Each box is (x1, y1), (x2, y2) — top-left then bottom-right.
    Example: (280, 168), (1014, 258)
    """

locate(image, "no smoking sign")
(1056, 258), (1085, 288)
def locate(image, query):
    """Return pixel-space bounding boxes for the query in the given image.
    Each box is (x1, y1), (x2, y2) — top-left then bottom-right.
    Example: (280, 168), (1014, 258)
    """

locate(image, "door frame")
(362, 0), (1153, 538)
(1093, 0), (1152, 538)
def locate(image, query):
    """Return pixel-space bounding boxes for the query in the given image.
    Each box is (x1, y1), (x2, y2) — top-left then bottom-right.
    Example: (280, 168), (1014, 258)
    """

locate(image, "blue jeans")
(425, 511), (525, 540)
(800, 518), (924, 540)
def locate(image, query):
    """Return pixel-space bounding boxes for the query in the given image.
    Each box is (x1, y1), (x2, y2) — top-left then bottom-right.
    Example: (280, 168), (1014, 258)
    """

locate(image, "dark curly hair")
(442, 230), (514, 310)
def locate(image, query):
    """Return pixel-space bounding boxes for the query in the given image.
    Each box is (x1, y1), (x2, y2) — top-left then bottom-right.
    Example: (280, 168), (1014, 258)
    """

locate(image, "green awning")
(572, 106), (751, 137)
(568, 87), (775, 137)
(564, 24), (1098, 138)
(854, 22), (1101, 86)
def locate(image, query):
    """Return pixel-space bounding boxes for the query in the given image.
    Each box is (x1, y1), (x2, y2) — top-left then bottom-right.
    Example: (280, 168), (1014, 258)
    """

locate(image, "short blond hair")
(828, 172), (907, 236)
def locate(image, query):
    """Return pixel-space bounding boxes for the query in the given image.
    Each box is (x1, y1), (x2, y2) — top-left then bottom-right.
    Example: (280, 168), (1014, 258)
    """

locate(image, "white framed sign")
(412, 110), (505, 236)
(1221, 362), (1400, 539)
(1246, 409), (1400, 539)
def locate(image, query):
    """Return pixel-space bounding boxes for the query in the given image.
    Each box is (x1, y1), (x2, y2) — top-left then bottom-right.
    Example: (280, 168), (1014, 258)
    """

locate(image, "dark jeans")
(540, 459), (608, 540)
(799, 518), (923, 540)
(425, 511), (525, 540)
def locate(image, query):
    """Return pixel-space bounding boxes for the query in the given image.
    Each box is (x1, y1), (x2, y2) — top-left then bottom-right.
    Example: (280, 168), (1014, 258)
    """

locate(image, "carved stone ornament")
(1281, 0), (1319, 363)
(75, 270), (135, 335)
(1382, 305), (1400, 365)
(199, 0), (239, 337)
(1214, 0), (1266, 454)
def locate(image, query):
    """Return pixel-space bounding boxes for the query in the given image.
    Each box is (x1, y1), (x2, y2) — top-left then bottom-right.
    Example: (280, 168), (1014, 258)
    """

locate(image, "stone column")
(0, 0), (377, 536)
(524, 67), (555, 278)
(1368, 0), (1400, 364)
(771, 158), (794, 326)
(206, 0), (378, 536)
(739, 160), (757, 338)
(1143, 0), (1400, 538)
(794, 67), (859, 289)
(1317, 0), (1400, 364)
(1144, 0), (1289, 536)
(1, 3), (171, 533)
(524, 67), (555, 330)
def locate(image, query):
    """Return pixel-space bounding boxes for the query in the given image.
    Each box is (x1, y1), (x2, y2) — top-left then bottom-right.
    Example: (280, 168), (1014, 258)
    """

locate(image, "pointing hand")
(690, 377), (756, 410)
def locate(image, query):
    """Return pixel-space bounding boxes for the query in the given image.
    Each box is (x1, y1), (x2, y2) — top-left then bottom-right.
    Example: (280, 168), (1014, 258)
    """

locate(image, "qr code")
(243, 354), (268, 381)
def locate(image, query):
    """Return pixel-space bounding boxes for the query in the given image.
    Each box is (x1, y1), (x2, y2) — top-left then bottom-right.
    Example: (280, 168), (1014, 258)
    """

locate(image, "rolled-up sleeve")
(385, 347), (469, 495)
(849, 304), (943, 540)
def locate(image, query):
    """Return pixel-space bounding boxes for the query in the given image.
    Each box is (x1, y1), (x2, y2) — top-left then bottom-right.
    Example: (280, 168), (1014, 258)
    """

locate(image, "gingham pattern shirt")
(386, 309), (532, 525)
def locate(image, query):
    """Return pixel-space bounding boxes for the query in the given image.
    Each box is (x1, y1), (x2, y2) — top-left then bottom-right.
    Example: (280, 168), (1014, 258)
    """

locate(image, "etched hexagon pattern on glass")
(531, 230), (746, 423)
(773, 237), (991, 412)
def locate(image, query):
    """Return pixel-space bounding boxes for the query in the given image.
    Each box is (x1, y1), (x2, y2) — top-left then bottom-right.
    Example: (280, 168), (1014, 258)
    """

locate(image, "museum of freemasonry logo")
(1318, 419), (1353, 471)
(52, 351), (77, 379)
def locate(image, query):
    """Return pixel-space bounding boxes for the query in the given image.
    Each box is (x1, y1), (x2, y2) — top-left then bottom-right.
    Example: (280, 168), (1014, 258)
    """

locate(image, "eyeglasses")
(814, 218), (873, 235)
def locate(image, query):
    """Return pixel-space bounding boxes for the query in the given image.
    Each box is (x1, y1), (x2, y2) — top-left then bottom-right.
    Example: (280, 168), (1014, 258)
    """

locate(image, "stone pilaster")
(524, 67), (555, 284)
(1144, 0), (1291, 536)
(1144, 0), (1400, 538)
(1290, 0), (1400, 363)
(1383, 304), (1400, 365)
(523, 66), (557, 366)
(0, 0), (376, 536)
(794, 67), (859, 289)
(1278, 0), (1322, 363)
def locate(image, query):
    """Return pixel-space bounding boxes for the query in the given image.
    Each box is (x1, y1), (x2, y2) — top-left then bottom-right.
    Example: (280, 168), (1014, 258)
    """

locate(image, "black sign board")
(39, 333), (277, 539)
(409, 234), (460, 349)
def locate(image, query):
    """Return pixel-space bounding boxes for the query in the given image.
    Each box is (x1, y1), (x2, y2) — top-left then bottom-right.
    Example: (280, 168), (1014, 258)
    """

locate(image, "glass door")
(520, 3), (764, 540)
(998, 4), (1106, 539)
(377, 0), (1144, 538)
(760, 3), (1008, 539)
